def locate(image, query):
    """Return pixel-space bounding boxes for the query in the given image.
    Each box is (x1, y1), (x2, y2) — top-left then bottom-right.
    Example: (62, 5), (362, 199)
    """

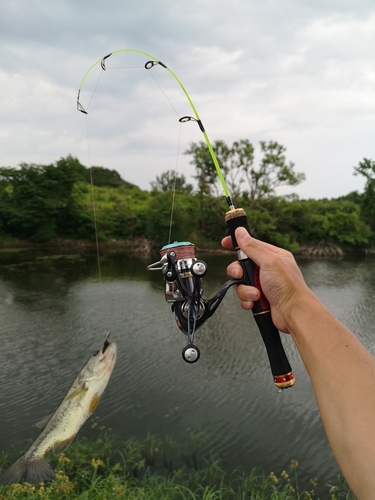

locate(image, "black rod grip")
(225, 208), (295, 389)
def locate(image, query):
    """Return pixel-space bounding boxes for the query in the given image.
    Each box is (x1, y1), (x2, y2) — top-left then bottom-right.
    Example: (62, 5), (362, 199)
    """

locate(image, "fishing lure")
(77, 50), (295, 390)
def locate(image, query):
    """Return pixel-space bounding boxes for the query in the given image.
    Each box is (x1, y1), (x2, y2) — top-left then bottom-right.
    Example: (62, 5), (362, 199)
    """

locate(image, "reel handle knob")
(182, 344), (200, 363)
(191, 260), (207, 277)
(225, 208), (295, 389)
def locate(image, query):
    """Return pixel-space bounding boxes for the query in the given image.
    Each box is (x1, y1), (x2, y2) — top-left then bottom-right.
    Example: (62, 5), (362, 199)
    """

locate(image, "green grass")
(0, 431), (355, 499)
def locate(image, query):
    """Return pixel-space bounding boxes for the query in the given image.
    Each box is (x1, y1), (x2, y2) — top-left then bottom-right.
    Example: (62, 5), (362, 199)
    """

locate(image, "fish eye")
(93, 350), (100, 356)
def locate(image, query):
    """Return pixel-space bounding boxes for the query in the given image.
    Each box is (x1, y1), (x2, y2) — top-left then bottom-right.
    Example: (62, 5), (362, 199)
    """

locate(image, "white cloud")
(0, 0), (374, 198)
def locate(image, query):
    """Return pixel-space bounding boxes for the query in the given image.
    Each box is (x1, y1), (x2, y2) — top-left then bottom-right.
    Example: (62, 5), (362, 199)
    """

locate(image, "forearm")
(224, 229), (375, 497)
(287, 290), (375, 499)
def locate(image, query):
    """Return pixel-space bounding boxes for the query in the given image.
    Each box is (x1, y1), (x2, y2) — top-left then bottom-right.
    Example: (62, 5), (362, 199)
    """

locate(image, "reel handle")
(225, 208), (295, 389)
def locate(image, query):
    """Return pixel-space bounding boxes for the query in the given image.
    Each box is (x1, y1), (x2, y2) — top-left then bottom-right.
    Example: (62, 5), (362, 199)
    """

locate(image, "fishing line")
(143, 69), (186, 243)
(84, 115), (114, 337)
(146, 69), (181, 118)
(84, 116), (102, 283)
(78, 49), (232, 242)
(83, 71), (104, 115)
(77, 49), (233, 208)
(103, 66), (144, 70)
(81, 65), (144, 284)
(82, 60), (186, 253)
(98, 61), (186, 243)
(168, 122), (183, 244)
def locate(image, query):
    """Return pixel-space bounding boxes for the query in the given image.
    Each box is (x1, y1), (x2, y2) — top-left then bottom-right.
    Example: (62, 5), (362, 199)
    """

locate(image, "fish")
(0, 334), (117, 485)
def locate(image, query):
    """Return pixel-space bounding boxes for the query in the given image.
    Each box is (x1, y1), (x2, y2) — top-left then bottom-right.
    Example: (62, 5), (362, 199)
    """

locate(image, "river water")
(0, 247), (374, 490)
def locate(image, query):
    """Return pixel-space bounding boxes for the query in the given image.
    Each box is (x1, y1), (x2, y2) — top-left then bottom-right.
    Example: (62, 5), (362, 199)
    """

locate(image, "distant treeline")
(0, 148), (374, 254)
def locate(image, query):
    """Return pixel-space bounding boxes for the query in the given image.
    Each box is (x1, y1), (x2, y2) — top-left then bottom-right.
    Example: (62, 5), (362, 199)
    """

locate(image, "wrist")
(283, 286), (320, 335)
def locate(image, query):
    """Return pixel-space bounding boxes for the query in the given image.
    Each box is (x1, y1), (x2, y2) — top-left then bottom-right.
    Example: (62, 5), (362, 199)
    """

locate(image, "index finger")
(221, 235), (234, 249)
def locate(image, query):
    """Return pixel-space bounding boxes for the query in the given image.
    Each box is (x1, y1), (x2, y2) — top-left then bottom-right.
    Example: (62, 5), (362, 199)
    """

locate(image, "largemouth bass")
(0, 335), (117, 485)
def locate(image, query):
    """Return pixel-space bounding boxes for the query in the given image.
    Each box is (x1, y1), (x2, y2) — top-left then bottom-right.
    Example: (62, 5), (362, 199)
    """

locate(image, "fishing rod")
(77, 50), (295, 390)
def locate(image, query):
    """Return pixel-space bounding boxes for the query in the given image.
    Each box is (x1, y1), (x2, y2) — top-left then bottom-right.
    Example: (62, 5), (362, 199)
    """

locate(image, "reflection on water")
(0, 248), (374, 489)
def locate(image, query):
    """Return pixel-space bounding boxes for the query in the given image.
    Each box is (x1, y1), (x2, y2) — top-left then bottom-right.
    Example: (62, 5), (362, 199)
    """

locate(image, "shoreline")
(0, 237), (373, 259)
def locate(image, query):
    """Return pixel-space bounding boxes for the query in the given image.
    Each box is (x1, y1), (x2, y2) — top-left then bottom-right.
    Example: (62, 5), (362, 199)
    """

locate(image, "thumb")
(235, 227), (270, 267)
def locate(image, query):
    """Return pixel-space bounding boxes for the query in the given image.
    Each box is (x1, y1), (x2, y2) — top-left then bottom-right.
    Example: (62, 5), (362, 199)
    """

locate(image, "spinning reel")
(147, 241), (239, 364)
(147, 208), (296, 390)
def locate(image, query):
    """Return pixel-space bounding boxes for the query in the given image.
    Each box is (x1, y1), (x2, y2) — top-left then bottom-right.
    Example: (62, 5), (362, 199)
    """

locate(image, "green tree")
(82, 166), (135, 188)
(275, 198), (371, 249)
(185, 141), (222, 197)
(150, 170), (193, 193)
(354, 158), (375, 233)
(146, 191), (198, 244)
(241, 196), (371, 251)
(244, 141), (305, 209)
(0, 159), (83, 241)
(185, 139), (305, 210)
(67, 182), (149, 241)
(353, 157), (375, 182)
(184, 140), (227, 232)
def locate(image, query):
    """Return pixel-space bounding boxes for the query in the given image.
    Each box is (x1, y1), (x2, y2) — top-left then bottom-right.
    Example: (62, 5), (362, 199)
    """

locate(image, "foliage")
(0, 157), (150, 243)
(353, 158), (375, 235)
(185, 140), (223, 197)
(227, 196), (371, 252)
(0, 432), (356, 499)
(0, 156), (84, 241)
(353, 157), (375, 182)
(150, 170), (193, 194)
(145, 191), (198, 244)
(83, 166), (137, 189)
(271, 198), (371, 249)
(0, 154), (373, 253)
(245, 141), (305, 210)
(73, 182), (149, 241)
(185, 139), (305, 210)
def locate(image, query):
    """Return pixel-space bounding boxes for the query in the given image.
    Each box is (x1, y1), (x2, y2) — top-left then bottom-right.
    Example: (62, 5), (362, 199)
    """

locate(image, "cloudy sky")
(1, 0), (374, 200)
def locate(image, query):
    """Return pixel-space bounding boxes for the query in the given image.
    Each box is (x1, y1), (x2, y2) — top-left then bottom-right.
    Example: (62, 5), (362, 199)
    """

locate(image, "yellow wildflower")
(291, 459), (299, 469)
(269, 471), (279, 483)
(91, 458), (105, 468)
(114, 484), (125, 499)
(58, 453), (70, 464)
(281, 470), (290, 481)
(310, 477), (318, 488)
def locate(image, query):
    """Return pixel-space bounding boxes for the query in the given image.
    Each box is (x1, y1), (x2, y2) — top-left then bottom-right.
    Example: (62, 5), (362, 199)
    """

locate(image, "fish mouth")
(100, 332), (117, 363)
(102, 331), (111, 353)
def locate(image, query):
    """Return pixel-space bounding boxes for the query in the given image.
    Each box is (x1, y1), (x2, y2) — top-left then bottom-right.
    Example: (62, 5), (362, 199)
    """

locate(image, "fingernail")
(236, 227), (248, 240)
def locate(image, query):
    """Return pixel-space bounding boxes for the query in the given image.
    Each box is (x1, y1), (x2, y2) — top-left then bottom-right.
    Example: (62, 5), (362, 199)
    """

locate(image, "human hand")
(222, 227), (310, 333)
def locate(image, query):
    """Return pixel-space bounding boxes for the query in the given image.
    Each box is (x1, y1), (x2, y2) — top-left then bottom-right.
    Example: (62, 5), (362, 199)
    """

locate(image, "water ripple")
(1, 251), (372, 487)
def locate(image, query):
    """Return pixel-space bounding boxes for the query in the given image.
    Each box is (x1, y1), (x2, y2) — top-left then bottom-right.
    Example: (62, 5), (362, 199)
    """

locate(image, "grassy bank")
(0, 431), (355, 500)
